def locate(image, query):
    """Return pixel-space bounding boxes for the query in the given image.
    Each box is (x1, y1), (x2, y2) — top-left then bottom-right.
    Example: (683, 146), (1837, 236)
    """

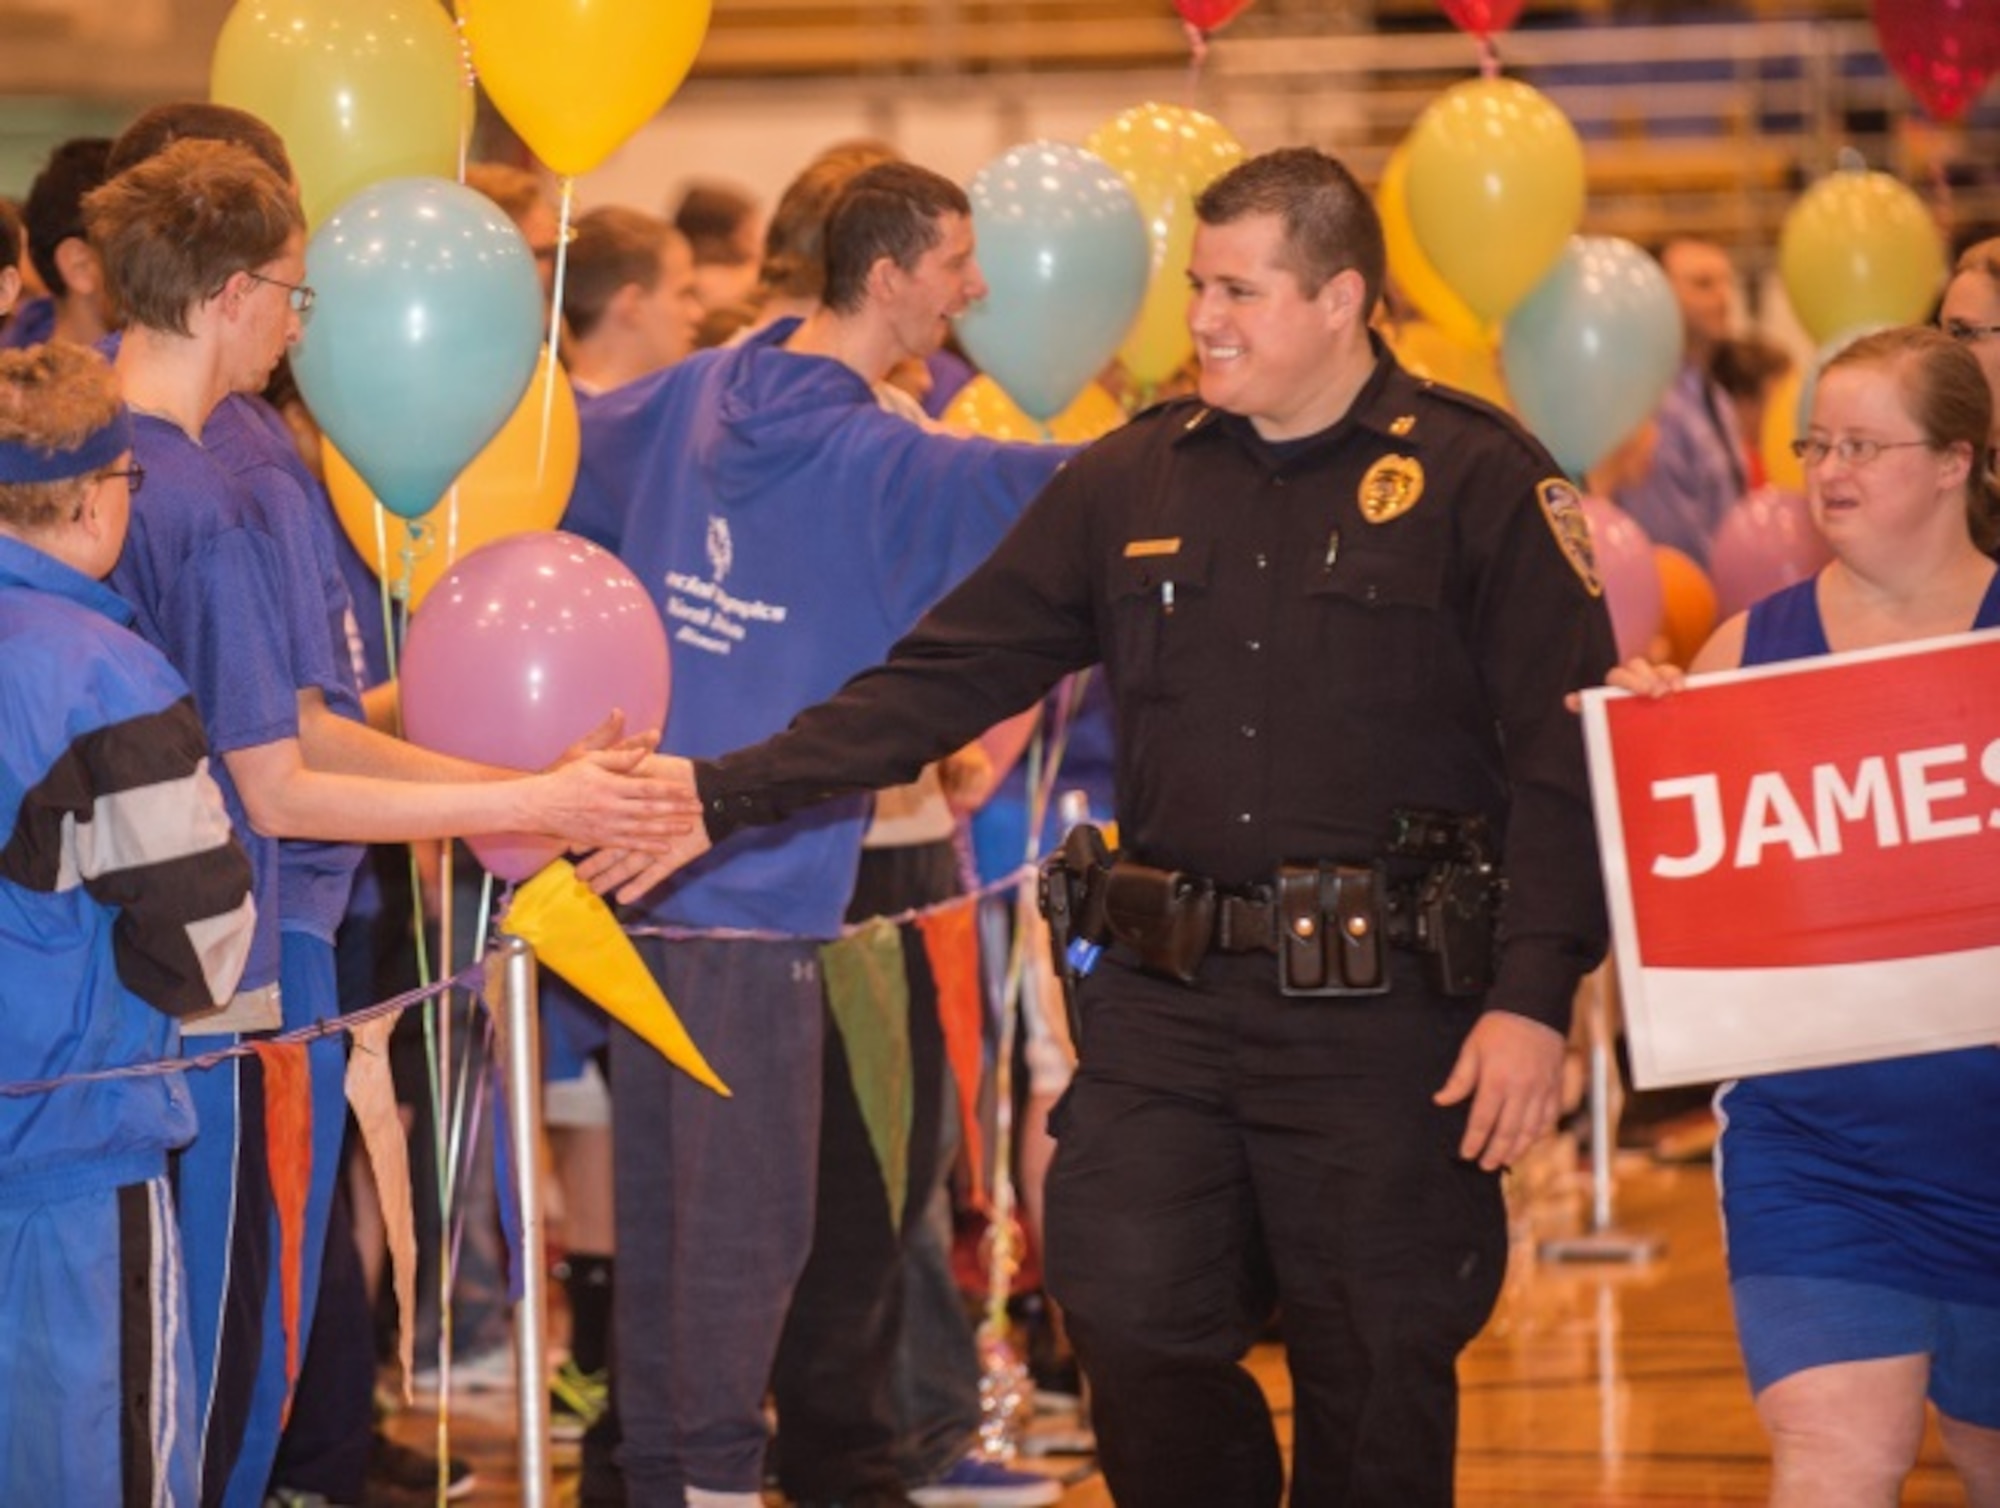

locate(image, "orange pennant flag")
(251, 1040), (313, 1421)
(918, 898), (987, 1206)
(503, 860), (730, 1096)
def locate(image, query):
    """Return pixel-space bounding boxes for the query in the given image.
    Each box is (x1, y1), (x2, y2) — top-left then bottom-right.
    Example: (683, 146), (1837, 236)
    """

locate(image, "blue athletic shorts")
(1733, 1273), (2000, 1427)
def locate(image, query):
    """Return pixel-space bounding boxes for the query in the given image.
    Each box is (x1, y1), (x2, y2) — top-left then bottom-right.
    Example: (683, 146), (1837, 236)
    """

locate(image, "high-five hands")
(574, 754), (715, 902)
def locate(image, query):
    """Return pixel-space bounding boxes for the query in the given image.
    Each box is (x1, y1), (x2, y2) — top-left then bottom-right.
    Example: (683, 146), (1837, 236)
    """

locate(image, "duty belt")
(1042, 824), (1502, 1001)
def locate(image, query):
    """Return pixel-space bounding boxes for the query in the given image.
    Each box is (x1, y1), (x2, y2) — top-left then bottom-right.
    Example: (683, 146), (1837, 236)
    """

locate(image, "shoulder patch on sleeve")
(1536, 478), (1603, 597)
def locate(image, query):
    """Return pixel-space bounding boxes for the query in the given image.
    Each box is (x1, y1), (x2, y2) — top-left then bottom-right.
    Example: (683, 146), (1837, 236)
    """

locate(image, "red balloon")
(1871, 0), (2000, 124)
(1438, 0), (1525, 39)
(1174, 0), (1254, 31)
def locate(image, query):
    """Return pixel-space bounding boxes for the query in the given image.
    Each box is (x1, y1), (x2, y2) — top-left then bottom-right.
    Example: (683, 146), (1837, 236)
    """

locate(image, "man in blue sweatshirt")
(564, 162), (1075, 1508)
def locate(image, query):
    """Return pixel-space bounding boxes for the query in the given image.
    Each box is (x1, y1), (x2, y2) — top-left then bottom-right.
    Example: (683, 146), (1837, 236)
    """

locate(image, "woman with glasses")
(1611, 325), (2000, 1505)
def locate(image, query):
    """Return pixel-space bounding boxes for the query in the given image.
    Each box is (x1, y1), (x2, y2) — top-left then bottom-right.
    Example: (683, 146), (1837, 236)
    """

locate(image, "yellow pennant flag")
(503, 860), (731, 1097)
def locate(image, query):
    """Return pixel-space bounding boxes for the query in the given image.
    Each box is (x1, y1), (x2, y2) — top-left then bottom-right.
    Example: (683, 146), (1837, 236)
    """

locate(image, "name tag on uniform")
(1123, 537), (1182, 559)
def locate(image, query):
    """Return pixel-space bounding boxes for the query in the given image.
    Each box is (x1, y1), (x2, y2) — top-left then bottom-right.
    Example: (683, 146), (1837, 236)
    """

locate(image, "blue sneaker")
(909, 1454), (1061, 1508)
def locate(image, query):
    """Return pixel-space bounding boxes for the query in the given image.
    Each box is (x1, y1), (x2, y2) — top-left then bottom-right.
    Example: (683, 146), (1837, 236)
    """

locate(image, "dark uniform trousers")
(1045, 949), (1506, 1508)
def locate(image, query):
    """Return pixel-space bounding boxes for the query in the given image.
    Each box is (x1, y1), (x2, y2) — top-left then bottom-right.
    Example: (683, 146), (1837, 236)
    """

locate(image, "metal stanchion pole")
(1540, 966), (1663, 1265)
(495, 933), (552, 1506)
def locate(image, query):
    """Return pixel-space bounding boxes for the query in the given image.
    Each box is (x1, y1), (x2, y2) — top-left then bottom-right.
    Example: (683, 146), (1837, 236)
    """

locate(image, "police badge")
(1536, 478), (1603, 596)
(1357, 454), (1424, 524)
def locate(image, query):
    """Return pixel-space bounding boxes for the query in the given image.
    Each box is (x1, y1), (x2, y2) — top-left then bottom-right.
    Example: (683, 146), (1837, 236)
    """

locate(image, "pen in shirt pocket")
(1161, 579), (1176, 614)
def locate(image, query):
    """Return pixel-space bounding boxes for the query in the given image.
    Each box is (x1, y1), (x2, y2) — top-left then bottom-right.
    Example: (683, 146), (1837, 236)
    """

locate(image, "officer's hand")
(573, 754), (713, 903)
(1563, 656), (1687, 713)
(1433, 1010), (1566, 1171)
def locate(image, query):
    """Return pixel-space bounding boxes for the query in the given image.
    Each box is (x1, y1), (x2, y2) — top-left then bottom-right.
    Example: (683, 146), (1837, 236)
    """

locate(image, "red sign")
(1582, 631), (2000, 1086)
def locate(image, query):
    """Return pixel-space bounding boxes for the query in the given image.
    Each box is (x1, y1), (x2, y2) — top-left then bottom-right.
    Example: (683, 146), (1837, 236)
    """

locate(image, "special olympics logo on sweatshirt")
(706, 515), (734, 584)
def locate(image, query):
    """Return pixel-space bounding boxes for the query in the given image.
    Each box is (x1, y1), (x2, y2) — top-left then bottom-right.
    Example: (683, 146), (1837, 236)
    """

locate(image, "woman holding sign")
(1611, 326), (2000, 1505)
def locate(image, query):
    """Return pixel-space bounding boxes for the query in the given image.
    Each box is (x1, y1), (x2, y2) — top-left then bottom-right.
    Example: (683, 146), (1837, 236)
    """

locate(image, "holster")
(1274, 862), (1390, 997)
(1101, 862), (1215, 985)
(1038, 824), (1114, 1044)
(1406, 862), (1502, 997)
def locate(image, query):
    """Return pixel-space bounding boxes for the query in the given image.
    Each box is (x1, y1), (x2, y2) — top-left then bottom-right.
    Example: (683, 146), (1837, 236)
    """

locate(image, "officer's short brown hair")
(1196, 147), (1385, 315)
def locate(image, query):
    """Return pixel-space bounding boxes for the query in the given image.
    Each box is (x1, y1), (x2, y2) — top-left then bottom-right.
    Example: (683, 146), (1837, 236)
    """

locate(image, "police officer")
(590, 147), (1616, 1508)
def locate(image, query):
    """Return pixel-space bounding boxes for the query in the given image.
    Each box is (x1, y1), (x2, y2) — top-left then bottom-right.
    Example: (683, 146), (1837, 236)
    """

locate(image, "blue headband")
(0, 406), (133, 485)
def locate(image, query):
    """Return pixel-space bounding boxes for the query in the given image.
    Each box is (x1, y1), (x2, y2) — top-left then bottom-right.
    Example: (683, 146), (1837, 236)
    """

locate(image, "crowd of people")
(0, 82), (1996, 1508)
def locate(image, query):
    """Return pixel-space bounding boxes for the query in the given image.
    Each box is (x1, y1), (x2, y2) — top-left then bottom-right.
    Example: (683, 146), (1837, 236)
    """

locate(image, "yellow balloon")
(1778, 168), (1947, 345)
(1760, 364), (1807, 492)
(327, 349), (579, 609)
(1083, 103), (1245, 391)
(210, 0), (464, 228)
(1404, 78), (1584, 324)
(945, 376), (1127, 444)
(1388, 320), (1511, 411)
(457, 0), (712, 178)
(1376, 145), (1491, 350)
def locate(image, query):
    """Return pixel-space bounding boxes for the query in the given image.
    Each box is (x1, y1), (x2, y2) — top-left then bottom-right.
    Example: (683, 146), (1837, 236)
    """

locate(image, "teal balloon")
(293, 177), (542, 520)
(954, 142), (1149, 422)
(1501, 236), (1684, 478)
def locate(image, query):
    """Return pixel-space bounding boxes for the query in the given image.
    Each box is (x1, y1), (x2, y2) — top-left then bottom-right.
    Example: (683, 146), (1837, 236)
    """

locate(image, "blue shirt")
(110, 416), (299, 987)
(566, 319), (1074, 935)
(202, 395), (366, 942)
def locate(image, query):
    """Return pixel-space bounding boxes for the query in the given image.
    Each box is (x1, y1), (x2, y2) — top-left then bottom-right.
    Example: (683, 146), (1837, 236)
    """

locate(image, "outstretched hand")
(575, 754), (715, 903)
(528, 745), (702, 856)
(553, 708), (663, 767)
(1434, 1010), (1567, 1171)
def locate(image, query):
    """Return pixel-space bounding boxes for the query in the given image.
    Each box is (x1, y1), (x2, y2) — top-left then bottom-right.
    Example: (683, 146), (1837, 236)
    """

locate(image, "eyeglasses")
(1943, 318), (2000, 344)
(96, 463), (145, 496)
(1788, 436), (1932, 468)
(246, 270), (316, 316)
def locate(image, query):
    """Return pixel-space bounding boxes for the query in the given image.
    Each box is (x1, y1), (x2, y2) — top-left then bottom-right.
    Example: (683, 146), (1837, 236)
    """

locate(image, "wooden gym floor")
(383, 1150), (1969, 1506)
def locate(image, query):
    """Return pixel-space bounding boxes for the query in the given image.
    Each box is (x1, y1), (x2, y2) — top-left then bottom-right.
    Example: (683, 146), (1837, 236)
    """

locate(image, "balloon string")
(1183, 19), (1208, 100)
(368, 506), (430, 991)
(539, 178), (575, 484)
(1478, 36), (1501, 80)
(1928, 152), (1953, 230)
(440, 486), (460, 588)
(453, 12), (476, 183)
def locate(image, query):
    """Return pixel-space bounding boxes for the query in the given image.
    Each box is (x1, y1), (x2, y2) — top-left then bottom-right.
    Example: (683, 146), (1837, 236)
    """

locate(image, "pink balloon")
(1708, 487), (1833, 619)
(1582, 495), (1664, 660)
(400, 530), (671, 880)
